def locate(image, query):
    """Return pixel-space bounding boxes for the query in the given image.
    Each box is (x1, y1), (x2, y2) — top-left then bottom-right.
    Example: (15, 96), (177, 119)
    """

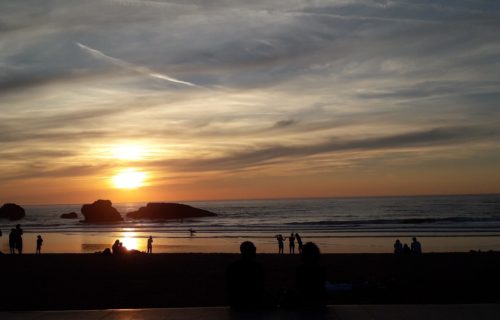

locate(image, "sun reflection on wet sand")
(121, 231), (141, 251)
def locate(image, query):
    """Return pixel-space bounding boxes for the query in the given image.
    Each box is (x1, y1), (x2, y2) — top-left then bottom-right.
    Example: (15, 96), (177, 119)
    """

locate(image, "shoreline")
(1, 252), (500, 310)
(3, 232), (500, 254)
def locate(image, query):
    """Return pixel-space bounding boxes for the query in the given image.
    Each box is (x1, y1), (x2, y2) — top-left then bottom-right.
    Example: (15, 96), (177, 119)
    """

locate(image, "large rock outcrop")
(81, 200), (123, 223)
(127, 203), (216, 220)
(0, 203), (25, 221)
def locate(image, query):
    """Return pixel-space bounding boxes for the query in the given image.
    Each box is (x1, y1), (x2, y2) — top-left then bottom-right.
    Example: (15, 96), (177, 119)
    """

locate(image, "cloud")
(272, 119), (297, 128)
(151, 126), (500, 172)
(75, 42), (198, 87)
(1, 0), (500, 196)
(1, 164), (112, 181)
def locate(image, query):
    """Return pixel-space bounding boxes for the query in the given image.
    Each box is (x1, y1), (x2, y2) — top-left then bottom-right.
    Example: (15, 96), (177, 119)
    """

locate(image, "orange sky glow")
(1, 1), (500, 205)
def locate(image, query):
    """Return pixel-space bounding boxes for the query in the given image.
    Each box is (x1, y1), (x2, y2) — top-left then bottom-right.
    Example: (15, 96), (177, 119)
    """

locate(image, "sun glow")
(121, 231), (140, 251)
(111, 144), (146, 160)
(112, 169), (146, 189)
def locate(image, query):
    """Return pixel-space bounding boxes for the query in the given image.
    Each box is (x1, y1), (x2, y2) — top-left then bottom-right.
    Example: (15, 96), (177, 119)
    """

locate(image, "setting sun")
(112, 169), (146, 189)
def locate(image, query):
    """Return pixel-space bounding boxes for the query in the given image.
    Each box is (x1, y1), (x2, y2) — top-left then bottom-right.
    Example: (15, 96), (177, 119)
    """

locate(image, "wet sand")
(1, 252), (499, 310)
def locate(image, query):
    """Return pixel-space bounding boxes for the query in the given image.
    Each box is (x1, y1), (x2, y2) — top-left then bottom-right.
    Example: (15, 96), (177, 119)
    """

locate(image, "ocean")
(1, 194), (500, 254)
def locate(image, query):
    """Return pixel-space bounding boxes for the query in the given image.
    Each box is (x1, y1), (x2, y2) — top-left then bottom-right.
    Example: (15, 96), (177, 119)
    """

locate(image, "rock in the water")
(127, 203), (216, 220)
(0, 203), (25, 221)
(81, 200), (123, 223)
(60, 212), (78, 219)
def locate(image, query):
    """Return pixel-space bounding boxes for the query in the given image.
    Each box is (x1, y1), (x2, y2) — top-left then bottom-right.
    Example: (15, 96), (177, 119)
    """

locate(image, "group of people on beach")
(276, 232), (303, 254)
(394, 237), (422, 254)
(108, 236), (154, 255)
(8, 224), (24, 254)
(227, 240), (325, 309)
(111, 239), (128, 255)
(0, 224), (43, 254)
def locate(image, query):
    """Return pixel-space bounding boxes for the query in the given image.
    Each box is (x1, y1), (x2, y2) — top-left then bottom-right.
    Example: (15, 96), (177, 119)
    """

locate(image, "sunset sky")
(1, 0), (500, 204)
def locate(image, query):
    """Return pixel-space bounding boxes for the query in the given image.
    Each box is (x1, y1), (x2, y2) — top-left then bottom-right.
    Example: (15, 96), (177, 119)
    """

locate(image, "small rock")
(60, 212), (78, 219)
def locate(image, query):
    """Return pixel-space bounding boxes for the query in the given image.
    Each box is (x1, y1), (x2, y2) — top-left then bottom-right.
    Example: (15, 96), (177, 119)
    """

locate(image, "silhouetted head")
(149, 236), (152, 239)
(16, 224), (21, 229)
(396, 239), (401, 243)
(412, 237), (417, 241)
(240, 241), (256, 259)
(114, 240), (120, 245)
(291, 233), (294, 237)
(37, 235), (41, 239)
(301, 242), (321, 264)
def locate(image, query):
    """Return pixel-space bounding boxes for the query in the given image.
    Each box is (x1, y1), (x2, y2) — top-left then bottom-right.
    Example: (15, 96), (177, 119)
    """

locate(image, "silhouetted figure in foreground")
(403, 243), (411, 254)
(394, 239), (403, 254)
(112, 240), (120, 255)
(9, 228), (16, 254)
(295, 233), (303, 254)
(296, 242), (326, 309)
(112, 240), (126, 255)
(147, 236), (153, 254)
(289, 233), (296, 254)
(226, 241), (270, 309)
(36, 235), (43, 254)
(411, 237), (422, 254)
(15, 224), (23, 254)
(276, 234), (284, 254)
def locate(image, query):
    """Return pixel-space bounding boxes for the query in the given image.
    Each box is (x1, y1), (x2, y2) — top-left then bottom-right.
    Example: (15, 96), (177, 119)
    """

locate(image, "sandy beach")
(1, 252), (499, 310)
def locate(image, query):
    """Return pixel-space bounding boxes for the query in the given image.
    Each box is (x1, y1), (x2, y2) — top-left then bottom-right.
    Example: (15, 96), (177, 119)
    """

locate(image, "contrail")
(75, 42), (197, 87)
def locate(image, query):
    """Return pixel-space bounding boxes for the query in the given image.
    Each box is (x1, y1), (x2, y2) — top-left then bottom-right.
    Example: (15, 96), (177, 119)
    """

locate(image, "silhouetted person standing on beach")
(226, 241), (268, 309)
(289, 233), (296, 254)
(394, 239), (403, 254)
(411, 237), (422, 254)
(9, 228), (16, 254)
(296, 242), (326, 308)
(15, 224), (23, 254)
(147, 236), (153, 254)
(295, 233), (303, 254)
(276, 234), (284, 254)
(36, 235), (43, 254)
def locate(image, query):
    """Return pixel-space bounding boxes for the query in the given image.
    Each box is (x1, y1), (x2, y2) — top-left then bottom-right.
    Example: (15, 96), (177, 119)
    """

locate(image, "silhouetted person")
(403, 243), (411, 254)
(15, 224), (23, 254)
(112, 240), (121, 255)
(296, 242), (326, 308)
(295, 233), (303, 254)
(189, 228), (196, 236)
(276, 234), (284, 254)
(394, 239), (403, 254)
(9, 228), (16, 254)
(118, 241), (125, 254)
(147, 236), (153, 254)
(226, 241), (268, 309)
(36, 235), (43, 254)
(411, 237), (422, 254)
(289, 233), (296, 254)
